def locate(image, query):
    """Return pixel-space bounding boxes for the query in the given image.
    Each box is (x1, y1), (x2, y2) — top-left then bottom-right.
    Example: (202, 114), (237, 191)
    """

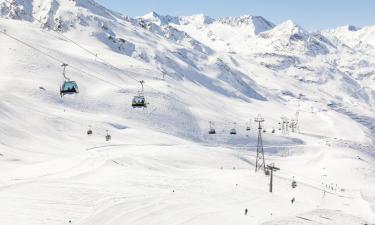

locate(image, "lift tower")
(255, 115), (266, 173)
(266, 163), (280, 193)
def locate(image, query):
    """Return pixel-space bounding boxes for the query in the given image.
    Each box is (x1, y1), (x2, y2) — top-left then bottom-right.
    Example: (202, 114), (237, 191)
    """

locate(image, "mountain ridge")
(0, 0), (375, 224)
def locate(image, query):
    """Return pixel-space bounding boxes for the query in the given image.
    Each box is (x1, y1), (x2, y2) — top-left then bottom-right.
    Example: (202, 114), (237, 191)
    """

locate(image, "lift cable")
(0, 29), (123, 89)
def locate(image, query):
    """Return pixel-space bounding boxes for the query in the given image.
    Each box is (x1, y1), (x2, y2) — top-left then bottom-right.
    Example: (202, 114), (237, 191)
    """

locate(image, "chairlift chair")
(87, 126), (93, 135)
(209, 128), (216, 134)
(246, 120), (252, 131)
(230, 122), (237, 135)
(209, 121), (216, 134)
(230, 128), (237, 135)
(105, 130), (111, 141)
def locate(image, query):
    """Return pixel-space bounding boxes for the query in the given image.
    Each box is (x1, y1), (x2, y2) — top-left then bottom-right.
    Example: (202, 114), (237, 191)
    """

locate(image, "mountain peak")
(278, 20), (302, 30)
(141, 11), (180, 25)
(142, 11), (162, 22)
(347, 25), (360, 31)
(179, 14), (214, 25)
(143, 11), (159, 18)
(268, 20), (306, 36)
(217, 15), (274, 34)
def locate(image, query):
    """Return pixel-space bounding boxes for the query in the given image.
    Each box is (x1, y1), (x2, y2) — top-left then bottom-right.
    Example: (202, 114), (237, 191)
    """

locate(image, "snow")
(0, 0), (375, 224)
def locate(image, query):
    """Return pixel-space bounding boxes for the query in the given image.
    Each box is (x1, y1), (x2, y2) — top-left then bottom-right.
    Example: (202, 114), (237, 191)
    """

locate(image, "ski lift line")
(233, 151), (350, 198)
(233, 144), (308, 150)
(278, 170), (340, 192)
(238, 149), (336, 186)
(12, 100), (121, 135)
(277, 170), (323, 188)
(275, 173), (351, 199)
(0, 30), (62, 64)
(276, 169), (350, 198)
(0, 30), (123, 89)
(276, 172), (324, 189)
(254, 141), (343, 186)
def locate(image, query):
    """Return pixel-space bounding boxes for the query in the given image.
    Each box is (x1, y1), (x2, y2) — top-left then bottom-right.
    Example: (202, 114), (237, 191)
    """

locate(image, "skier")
(245, 208), (248, 215)
(291, 197), (295, 204)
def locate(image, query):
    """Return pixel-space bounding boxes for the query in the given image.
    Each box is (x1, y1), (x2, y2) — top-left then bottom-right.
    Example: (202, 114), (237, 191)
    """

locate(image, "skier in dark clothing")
(291, 197), (295, 204)
(245, 208), (248, 215)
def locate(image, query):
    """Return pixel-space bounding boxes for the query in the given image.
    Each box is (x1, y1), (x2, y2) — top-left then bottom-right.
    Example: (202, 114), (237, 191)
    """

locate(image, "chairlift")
(229, 123), (237, 135)
(132, 80), (147, 108)
(230, 122), (237, 135)
(87, 125), (93, 135)
(60, 63), (79, 97)
(246, 120), (251, 131)
(105, 130), (111, 141)
(209, 121), (216, 134)
(132, 95), (146, 108)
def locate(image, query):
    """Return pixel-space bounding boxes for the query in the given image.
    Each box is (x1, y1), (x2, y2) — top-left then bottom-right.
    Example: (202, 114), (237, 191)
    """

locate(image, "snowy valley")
(0, 0), (374, 224)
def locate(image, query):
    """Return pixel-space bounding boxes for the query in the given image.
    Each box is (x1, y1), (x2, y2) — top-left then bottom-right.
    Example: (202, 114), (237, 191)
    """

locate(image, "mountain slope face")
(139, 12), (375, 107)
(0, 0), (375, 225)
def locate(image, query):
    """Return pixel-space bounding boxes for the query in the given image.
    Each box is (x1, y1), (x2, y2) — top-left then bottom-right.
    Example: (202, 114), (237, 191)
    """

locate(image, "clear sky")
(95, 0), (375, 30)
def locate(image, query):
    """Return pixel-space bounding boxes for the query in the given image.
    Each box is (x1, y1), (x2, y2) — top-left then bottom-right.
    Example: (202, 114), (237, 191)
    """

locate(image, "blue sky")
(96, 0), (375, 30)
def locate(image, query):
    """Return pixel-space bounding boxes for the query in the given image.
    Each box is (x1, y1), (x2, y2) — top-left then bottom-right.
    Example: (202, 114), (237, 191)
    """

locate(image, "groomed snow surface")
(0, 0), (375, 224)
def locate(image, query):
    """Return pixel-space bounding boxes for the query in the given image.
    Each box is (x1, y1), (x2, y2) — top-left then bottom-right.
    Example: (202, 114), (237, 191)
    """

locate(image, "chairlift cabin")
(230, 122), (237, 135)
(87, 126), (93, 135)
(292, 180), (297, 188)
(132, 80), (147, 108)
(209, 121), (216, 134)
(61, 81), (79, 97)
(246, 120), (252, 131)
(105, 130), (111, 141)
(60, 63), (79, 97)
(132, 95), (146, 108)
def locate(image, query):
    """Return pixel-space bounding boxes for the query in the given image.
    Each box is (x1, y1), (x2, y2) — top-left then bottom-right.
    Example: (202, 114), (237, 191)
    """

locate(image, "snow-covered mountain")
(0, 0), (375, 224)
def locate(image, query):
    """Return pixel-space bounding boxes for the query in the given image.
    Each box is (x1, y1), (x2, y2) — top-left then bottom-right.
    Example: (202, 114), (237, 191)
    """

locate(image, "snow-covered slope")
(0, 0), (375, 224)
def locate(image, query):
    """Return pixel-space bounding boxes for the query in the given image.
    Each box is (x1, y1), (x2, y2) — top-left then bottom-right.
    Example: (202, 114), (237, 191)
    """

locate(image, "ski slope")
(0, 0), (375, 224)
